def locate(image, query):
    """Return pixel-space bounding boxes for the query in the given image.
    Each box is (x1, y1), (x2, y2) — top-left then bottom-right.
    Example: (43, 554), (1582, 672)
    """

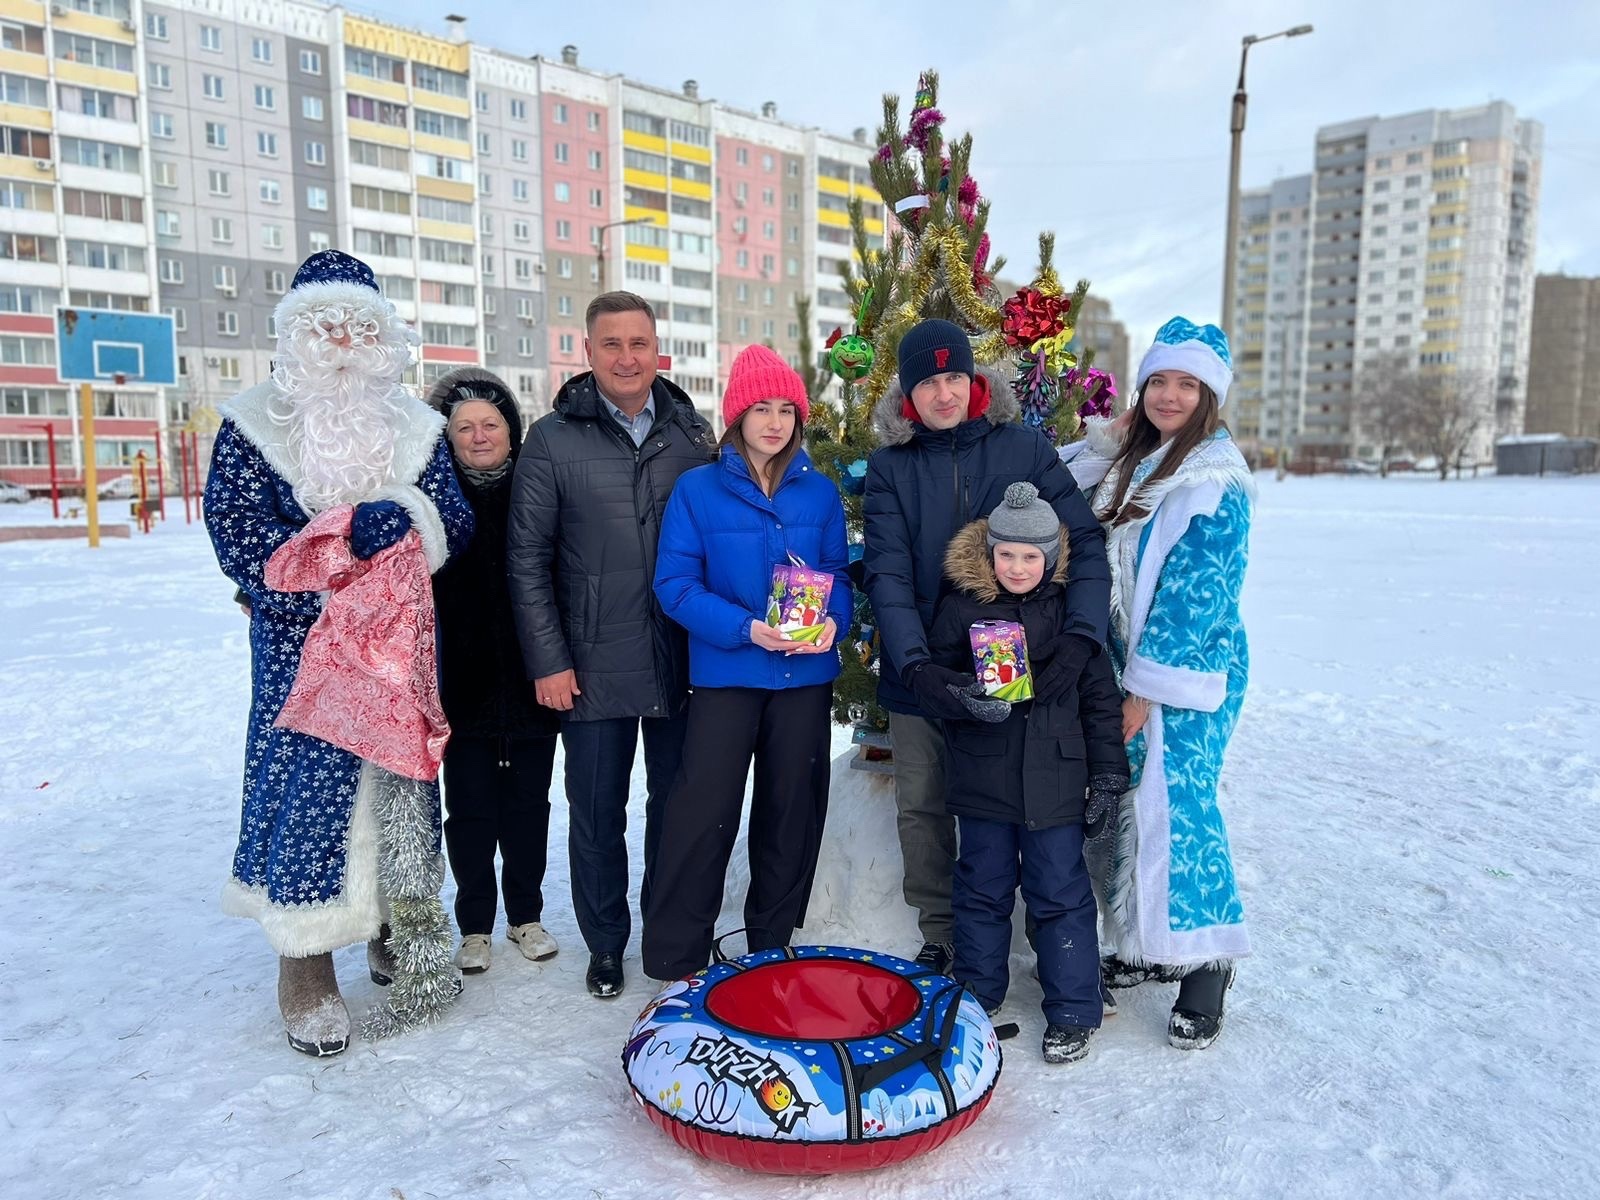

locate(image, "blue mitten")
(349, 500), (412, 560)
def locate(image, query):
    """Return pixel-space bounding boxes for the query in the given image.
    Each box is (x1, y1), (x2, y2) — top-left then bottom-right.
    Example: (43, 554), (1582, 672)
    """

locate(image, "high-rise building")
(1525, 274), (1600, 439)
(1072, 293), (1130, 404)
(0, 6), (890, 492)
(1228, 175), (1312, 462)
(1230, 103), (1542, 464)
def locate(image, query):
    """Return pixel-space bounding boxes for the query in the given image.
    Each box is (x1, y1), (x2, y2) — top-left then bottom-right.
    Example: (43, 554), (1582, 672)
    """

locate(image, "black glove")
(349, 499), (413, 560)
(906, 661), (977, 722)
(1084, 773), (1128, 842)
(953, 681), (1011, 724)
(1030, 633), (1096, 706)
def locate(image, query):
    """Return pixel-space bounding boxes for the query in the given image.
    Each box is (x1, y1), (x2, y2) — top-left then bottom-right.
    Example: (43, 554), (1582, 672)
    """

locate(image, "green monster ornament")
(829, 334), (875, 381)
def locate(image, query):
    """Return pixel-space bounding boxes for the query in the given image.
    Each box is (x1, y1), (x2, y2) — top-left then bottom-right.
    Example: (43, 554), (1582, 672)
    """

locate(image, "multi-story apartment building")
(0, 7), (905, 490)
(1230, 103), (1542, 464)
(1072, 293), (1130, 405)
(1228, 175), (1312, 462)
(1525, 274), (1600, 439)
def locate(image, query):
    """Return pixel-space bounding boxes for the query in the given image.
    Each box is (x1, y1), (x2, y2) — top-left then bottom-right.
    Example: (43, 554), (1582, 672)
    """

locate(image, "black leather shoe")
(586, 952), (624, 999)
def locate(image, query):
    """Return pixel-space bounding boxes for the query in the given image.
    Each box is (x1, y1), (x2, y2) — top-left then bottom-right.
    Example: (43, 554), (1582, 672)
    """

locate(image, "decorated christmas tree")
(803, 69), (1119, 736)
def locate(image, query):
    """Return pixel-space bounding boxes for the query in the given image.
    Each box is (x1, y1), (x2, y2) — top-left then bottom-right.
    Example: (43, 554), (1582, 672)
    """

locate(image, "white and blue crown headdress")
(1135, 317), (1233, 408)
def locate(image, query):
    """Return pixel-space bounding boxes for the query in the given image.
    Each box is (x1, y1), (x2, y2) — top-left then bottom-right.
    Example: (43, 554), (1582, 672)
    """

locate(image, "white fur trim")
(1058, 434), (1114, 491)
(373, 482), (448, 572)
(1083, 414), (1124, 460)
(1105, 707), (1252, 968)
(218, 381), (445, 496)
(1121, 652), (1227, 713)
(220, 762), (383, 956)
(1136, 343), (1234, 407)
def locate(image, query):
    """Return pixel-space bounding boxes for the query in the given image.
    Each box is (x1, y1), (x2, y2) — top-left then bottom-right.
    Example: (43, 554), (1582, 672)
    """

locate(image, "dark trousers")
(952, 816), (1101, 1029)
(560, 710), (688, 956)
(441, 735), (557, 934)
(641, 684), (833, 980)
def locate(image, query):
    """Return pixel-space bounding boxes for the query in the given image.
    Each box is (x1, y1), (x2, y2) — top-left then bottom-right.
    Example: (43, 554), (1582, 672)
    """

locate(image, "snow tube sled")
(621, 945), (1001, 1174)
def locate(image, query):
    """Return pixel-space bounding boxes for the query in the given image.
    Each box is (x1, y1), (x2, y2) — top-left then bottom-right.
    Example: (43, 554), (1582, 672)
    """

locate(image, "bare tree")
(1356, 352), (1421, 477)
(1409, 369), (1490, 481)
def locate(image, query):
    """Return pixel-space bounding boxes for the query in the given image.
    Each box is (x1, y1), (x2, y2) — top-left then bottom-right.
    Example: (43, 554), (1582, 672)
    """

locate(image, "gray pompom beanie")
(986, 481), (1060, 573)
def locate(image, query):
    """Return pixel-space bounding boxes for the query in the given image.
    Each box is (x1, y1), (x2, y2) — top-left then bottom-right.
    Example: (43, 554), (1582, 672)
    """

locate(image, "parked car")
(0, 479), (30, 503)
(98, 475), (138, 499)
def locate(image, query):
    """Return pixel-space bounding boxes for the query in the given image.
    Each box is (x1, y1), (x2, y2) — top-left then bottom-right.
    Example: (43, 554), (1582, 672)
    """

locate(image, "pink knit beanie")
(722, 344), (810, 428)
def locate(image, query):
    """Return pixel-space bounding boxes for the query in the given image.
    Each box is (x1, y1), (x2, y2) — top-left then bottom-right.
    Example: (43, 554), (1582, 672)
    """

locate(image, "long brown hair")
(719, 406), (803, 497)
(1097, 382), (1223, 526)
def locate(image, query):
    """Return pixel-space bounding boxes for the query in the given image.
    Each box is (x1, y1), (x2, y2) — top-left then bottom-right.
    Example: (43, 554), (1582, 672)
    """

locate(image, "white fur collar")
(218, 380), (445, 493)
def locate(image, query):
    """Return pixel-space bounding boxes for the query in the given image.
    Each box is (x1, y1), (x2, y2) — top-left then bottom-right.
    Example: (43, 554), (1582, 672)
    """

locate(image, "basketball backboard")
(55, 308), (178, 387)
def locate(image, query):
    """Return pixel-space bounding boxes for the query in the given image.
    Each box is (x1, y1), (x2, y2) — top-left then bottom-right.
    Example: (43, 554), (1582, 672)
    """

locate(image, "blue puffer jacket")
(655, 445), (852, 690)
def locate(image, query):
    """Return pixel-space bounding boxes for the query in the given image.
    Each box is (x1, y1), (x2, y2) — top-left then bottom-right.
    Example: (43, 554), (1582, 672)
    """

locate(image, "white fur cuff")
(1121, 652), (1227, 713)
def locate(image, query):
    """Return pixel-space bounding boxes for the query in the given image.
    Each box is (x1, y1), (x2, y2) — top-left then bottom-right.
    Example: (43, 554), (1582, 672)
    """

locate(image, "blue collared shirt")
(603, 391), (655, 448)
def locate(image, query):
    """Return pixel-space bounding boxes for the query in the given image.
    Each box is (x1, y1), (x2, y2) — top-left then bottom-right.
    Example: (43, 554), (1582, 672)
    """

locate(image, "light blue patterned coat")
(204, 382), (473, 956)
(1068, 425), (1254, 969)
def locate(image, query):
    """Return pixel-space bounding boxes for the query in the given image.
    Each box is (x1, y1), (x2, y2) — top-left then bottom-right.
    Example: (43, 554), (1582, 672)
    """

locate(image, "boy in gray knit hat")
(927, 481), (1128, 1064)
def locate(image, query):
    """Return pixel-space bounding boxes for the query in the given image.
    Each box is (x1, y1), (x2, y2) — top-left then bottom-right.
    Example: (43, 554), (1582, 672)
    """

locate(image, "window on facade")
(303, 96), (324, 121)
(300, 49), (322, 74)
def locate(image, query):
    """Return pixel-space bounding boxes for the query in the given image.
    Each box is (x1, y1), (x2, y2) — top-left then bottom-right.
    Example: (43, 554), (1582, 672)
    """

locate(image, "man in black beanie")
(862, 318), (1110, 975)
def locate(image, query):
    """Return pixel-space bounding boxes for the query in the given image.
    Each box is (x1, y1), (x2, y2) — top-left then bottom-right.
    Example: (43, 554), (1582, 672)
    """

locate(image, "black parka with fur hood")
(928, 519), (1128, 829)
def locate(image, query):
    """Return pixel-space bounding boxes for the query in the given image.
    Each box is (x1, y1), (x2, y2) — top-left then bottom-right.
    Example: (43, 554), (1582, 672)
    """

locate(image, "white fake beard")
(266, 295), (420, 515)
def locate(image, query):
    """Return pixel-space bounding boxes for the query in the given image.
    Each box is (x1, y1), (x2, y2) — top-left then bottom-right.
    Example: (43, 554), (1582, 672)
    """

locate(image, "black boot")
(1042, 1023), (1094, 1064)
(914, 941), (955, 976)
(1168, 964), (1235, 1050)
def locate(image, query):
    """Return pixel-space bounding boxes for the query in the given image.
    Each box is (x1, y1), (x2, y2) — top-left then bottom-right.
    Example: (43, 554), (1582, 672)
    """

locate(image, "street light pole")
(1220, 24), (1314, 340)
(594, 216), (656, 294)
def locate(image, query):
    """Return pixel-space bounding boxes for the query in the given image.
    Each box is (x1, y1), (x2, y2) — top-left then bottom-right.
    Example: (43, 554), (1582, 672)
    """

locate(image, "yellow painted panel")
(0, 102), (51, 129)
(850, 182), (882, 203)
(626, 243), (669, 264)
(623, 130), (668, 155)
(52, 60), (135, 91)
(344, 16), (470, 71)
(817, 176), (849, 196)
(417, 218), (473, 241)
(57, 11), (134, 43)
(1423, 317), (1461, 332)
(0, 0), (45, 23)
(669, 177), (711, 200)
(817, 209), (850, 229)
(417, 92), (470, 119)
(623, 167), (668, 190)
(347, 117), (410, 148)
(416, 176), (473, 203)
(671, 141), (711, 164)
(0, 49), (46, 76)
(0, 155), (50, 179)
(624, 205), (666, 225)
(864, 218), (884, 236)
(414, 131), (471, 158)
(347, 75), (409, 105)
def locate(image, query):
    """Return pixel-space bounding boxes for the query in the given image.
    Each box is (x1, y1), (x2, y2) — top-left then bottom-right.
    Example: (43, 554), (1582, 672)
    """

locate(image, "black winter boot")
(1042, 1023), (1094, 1064)
(367, 923), (396, 986)
(914, 941), (955, 976)
(1168, 964), (1236, 1050)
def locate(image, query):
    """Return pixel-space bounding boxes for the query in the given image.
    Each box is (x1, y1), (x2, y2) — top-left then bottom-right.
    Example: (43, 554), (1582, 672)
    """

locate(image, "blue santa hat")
(289, 249), (379, 294)
(1135, 317), (1234, 407)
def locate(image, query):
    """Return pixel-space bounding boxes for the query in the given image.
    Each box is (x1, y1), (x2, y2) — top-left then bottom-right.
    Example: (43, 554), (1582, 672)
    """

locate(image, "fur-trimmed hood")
(943, 517), (1071, 605)
(871, 364), (1019, 447)
(425, 366), (524, 462)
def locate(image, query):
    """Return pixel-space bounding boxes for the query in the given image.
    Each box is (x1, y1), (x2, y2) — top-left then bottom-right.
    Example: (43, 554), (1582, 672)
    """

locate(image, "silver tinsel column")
(363, 767), (462, 1040)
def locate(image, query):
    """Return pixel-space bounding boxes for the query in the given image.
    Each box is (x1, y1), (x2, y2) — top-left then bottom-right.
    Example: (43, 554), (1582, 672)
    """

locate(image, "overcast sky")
(380, 0), (1597, 351)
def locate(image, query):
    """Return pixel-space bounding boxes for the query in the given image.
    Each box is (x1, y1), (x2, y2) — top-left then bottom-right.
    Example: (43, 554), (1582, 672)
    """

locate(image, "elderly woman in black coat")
(429, 368), (561, 973)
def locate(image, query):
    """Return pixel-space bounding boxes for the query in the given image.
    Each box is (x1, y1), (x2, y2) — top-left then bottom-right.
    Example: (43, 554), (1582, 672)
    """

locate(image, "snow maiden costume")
(204, 250), (474, 1054)
(1062, 317), (1255, 1049)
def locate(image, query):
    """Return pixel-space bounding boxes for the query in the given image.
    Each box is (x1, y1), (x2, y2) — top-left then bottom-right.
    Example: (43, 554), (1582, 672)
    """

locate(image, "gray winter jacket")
(505, 370), (715, 722)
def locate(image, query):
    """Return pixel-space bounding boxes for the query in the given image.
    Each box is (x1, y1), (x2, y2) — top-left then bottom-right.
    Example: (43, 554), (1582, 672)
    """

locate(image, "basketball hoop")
(114, 373), (127, 386)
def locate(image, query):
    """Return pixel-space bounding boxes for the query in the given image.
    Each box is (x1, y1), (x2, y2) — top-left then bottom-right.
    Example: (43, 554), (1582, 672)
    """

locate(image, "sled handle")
(852, 980), (971, 1093)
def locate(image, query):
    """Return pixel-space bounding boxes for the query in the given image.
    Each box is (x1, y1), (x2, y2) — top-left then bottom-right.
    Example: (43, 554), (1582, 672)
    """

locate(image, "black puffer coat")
(862, 367), (1110, 716)
(928, 519), (1127, 830)
(427, 368), (558, 742)
(505, 371), (715, 722)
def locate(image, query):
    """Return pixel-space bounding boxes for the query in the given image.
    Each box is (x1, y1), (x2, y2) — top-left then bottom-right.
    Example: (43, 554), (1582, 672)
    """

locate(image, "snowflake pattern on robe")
(205, 420), (473, 953)
(1101, 429), (1253, 967)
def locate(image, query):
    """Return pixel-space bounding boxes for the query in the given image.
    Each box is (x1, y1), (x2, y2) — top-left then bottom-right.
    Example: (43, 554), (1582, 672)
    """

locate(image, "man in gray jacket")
(506, 292), (714, 998)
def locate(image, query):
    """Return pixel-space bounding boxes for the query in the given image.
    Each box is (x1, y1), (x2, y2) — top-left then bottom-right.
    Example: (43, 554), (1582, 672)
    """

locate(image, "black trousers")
(560, 711), (689, 956)
(642, 684), (833, 980)
(441, 734), (557, 935)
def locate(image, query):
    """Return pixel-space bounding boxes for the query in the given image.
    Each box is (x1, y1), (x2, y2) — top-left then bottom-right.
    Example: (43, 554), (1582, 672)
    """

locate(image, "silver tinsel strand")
(363, 768), (461, 1040)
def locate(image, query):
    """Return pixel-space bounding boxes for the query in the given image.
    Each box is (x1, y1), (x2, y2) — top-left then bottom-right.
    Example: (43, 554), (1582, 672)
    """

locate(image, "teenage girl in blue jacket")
(642, 345), (851, 979)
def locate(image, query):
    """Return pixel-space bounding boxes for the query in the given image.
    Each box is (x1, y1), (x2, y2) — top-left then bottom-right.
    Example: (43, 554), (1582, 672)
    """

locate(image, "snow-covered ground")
(2, 474), (1597, 1199)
